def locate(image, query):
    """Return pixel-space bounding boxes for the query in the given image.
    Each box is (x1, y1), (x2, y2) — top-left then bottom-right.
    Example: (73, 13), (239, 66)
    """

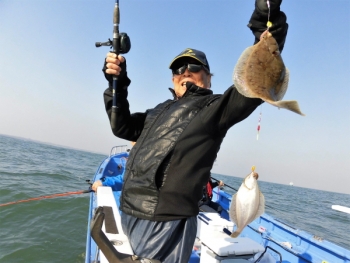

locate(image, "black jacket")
(104, 83), (262, 220)
(103, 9), (288, 221)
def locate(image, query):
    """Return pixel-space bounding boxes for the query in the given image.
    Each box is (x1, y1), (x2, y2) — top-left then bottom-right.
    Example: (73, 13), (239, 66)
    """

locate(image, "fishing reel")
(95, 32), (131, 54)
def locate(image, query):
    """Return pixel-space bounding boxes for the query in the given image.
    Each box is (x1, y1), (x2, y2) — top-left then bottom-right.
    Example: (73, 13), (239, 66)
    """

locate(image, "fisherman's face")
(171, 59), (211, 98)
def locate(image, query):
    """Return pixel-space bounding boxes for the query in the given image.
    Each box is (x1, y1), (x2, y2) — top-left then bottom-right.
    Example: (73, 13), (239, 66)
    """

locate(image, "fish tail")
(269, 100), (305, 116)
(230, 231), (240, 238)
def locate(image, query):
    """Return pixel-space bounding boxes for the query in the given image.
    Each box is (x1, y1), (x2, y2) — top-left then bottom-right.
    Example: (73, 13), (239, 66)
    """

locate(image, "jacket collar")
(168, 82), (213, 100)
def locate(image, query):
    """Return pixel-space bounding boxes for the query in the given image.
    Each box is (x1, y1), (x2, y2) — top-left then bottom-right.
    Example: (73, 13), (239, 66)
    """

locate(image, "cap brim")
(169, 55), (207, 69)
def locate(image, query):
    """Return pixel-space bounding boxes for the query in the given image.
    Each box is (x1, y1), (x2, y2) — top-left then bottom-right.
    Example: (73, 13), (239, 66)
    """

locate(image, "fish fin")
(229, 194), (238, 224)
(255, 192), (265, 219)
(233, 46), (256, 98)
(230, 231), (240, 238)
(274, 68), (290, 101)
(267, 99), (305, 116)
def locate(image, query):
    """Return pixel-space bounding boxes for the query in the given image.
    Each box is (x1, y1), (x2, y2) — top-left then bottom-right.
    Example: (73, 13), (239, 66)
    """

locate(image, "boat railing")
(109, 145), (128, 157)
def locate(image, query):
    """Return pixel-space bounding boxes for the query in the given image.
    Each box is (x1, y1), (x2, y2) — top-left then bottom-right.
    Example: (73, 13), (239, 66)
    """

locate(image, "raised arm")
(248, 0), (288, 52)
(103, 53), (146, 141)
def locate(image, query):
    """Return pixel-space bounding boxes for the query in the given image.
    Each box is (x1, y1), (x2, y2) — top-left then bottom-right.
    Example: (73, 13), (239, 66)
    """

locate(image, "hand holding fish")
(256, 0), (282, 15)
(229, 171), (265, 238)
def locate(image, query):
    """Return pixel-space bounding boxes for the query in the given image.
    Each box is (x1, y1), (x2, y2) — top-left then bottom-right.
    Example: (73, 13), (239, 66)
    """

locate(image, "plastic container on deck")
(197, 212), (264, 263)
(197, 212), (234, 240)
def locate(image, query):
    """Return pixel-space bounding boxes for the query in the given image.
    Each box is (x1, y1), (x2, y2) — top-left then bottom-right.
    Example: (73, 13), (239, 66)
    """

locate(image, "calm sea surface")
(0, 134), (349, 262)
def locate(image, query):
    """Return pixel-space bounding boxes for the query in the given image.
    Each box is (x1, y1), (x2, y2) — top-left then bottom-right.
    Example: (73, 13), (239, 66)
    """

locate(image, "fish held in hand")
(233, 30), (305, 116)
(229, 172), (265, 238)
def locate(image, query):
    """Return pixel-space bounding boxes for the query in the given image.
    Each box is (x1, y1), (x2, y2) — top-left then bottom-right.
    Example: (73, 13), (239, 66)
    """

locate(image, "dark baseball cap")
(169, 48), (210, 72)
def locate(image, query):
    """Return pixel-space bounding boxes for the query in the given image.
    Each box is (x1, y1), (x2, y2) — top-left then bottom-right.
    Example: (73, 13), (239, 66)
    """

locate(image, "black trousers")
(121, 213), (197, 263)
(199, 200), (223, 213)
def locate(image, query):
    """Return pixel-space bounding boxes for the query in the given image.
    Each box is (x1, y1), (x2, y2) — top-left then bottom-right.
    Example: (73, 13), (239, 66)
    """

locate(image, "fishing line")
(266, 0), (272, 29)
(256, 104), (263, 140)
(256, 0), (274, 140)
(0, 189), (92, 207)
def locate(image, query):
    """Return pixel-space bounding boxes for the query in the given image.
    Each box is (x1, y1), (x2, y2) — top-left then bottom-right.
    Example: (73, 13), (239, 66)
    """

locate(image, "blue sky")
(1, 0), (349, 194)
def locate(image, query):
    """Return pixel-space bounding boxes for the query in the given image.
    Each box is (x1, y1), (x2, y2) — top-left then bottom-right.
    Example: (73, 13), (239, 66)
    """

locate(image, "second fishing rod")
(211, 176), (275, 210)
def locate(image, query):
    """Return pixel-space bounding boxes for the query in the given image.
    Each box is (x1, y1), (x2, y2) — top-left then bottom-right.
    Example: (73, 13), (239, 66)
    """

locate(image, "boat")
(332, 205), (350, 215)
(85, 146), (350, 263)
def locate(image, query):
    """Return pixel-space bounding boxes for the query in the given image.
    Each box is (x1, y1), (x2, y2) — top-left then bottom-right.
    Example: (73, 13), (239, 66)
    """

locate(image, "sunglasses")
(172, 63), (209, 75)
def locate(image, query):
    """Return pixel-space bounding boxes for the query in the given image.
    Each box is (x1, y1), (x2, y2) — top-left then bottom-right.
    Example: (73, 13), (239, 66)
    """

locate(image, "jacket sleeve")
(211, 180), (219, 189)
(103, 74), (147, 142)
(248, 5), (288, 52)
(102, 175), (124, 191)
(201, 86), (262, 136)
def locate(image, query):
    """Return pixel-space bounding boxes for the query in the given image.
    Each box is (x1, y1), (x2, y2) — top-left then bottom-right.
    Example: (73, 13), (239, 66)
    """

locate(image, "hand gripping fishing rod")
(211, 177), (238, 192)
(95, 0), (131, 130)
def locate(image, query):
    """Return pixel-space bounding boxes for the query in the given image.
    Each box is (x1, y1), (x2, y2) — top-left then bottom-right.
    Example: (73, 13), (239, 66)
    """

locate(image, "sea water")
(0, 134), (349, 263)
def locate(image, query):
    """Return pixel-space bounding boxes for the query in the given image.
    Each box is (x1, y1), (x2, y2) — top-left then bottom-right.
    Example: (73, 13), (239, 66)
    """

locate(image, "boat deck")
(85, 149), (350, 263)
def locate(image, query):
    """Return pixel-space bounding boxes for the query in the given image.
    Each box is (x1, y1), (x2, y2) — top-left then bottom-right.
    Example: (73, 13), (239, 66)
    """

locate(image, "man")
(102, 1), (287, 262)
(199, 177), (224, 213)
(91, 141), (135, 192)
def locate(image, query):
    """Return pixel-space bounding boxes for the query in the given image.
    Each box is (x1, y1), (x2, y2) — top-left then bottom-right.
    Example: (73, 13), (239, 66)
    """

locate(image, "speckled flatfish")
(229, 172), (265, 238)
(233, 30), (304, 116)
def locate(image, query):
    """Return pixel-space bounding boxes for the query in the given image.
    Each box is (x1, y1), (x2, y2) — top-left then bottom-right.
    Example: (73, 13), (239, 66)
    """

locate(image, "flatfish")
(229, 172), (265, 238)
(233, 30), (305, 116)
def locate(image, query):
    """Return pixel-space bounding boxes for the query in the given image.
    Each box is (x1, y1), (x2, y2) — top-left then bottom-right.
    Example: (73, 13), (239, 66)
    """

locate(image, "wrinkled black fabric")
(121, 213), (197, 263)
(107, 83), (262, 221)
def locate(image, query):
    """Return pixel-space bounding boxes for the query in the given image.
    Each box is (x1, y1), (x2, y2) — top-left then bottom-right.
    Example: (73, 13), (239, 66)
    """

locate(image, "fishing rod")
(95, 0), (131, 130)
(211, 176), (238, 192)
(0, 189), (92, 208)
(212, 166), (256, 192)
(212, 176), (275, 210)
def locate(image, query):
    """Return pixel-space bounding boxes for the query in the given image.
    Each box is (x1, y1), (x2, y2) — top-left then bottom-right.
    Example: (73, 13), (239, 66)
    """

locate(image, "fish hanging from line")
(233, 30), (305, 116)
(229, 169), (265, 238)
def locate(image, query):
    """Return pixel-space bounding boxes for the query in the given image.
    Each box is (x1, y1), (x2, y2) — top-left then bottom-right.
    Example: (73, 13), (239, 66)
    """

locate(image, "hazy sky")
(1, 0), (349, 194)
